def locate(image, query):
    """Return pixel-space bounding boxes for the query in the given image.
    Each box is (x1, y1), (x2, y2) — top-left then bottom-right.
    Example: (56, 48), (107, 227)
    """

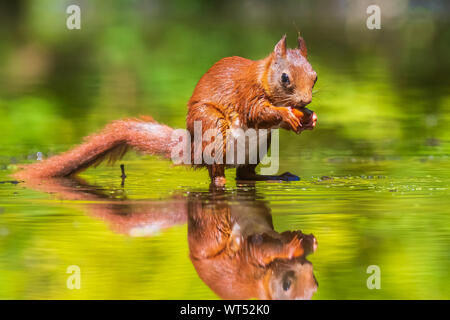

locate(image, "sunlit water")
(0, 152), (449, 299)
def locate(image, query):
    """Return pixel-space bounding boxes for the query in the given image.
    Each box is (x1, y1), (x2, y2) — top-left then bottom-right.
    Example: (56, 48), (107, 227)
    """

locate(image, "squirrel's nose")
(298, 96), (312, 106)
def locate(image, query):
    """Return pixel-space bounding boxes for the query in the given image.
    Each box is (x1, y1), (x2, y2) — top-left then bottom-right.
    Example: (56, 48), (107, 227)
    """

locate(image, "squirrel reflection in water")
(21, 177), (318, 300)
(188, 186), (317, 300)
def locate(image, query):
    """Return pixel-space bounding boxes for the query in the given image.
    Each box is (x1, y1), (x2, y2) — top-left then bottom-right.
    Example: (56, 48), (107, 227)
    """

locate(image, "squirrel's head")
(265, 35), (317, 109)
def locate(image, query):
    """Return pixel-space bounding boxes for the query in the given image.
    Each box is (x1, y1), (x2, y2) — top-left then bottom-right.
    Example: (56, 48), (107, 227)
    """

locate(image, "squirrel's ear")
(274, 35), (287, 57)
(297, 36), (307, 58)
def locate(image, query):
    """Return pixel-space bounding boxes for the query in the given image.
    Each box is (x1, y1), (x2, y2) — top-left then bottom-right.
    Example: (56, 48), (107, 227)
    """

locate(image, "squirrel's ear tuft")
(297, 36), (307, 58)
(274, 35), (287, 57)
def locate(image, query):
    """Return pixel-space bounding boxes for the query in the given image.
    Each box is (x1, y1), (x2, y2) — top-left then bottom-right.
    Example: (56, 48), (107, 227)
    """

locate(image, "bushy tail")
(14, 116), (176, 180)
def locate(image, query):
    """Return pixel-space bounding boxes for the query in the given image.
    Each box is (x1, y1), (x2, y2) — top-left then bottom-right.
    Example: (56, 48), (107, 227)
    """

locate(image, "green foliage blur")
(0, 0), (449, 160)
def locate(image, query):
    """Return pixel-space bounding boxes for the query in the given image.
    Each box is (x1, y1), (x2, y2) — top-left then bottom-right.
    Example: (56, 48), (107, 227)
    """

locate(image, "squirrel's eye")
(281, 73), (290, 85)
(282, 279), (292, 291)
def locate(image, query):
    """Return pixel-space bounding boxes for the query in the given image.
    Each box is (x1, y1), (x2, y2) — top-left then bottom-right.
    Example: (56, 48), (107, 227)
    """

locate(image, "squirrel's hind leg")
(187, 102), (230, 186)
(236, 165), (300, 182)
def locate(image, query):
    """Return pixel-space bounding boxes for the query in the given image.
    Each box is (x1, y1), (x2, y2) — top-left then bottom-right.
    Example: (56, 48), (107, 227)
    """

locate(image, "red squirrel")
(14, 35), (317, 185)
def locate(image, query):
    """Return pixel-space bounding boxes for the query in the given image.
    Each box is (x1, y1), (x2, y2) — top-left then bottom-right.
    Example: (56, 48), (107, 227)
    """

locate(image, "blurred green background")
(0, 0), (449, 299)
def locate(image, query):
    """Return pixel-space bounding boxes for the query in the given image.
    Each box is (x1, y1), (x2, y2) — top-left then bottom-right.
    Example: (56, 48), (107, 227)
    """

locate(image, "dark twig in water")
(120, 164), (126, 187)
(0, 180), (19, 184)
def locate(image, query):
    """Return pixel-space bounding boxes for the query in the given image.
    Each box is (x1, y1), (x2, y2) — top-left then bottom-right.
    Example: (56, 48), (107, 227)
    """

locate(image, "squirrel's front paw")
(280, 107), (302, 132)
